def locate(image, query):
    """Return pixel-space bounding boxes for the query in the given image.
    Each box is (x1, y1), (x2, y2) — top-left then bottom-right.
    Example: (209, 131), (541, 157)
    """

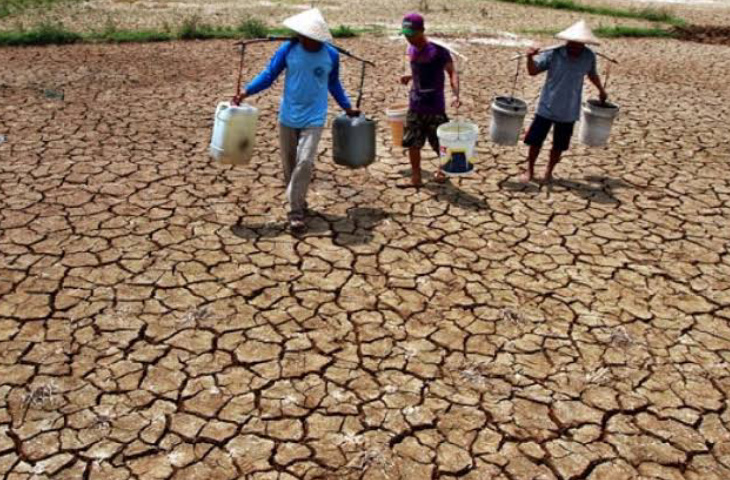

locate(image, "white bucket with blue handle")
(437, 121), (479, 176)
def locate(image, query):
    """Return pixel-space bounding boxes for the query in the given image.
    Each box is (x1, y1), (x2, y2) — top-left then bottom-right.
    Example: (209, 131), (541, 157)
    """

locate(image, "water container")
(385, 104), (408, 147)
(437, 121), (479, 176)
(210, 101), (259, 165)
(332, 114), (377, 169)
(489, 96), (527, 146)
(579, 99), (619, 147)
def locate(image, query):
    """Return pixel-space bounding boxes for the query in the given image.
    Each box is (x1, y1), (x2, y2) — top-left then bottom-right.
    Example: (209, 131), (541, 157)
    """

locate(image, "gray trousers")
(279, 124), (324, 220)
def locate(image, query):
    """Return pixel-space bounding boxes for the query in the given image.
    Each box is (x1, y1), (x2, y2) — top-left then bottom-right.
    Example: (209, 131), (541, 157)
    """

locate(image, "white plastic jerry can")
(210, 101), (259, 165)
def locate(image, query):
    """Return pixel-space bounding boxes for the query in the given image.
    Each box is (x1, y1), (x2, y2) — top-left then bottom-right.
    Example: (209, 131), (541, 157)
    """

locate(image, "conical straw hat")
(555, 20), (600, 45)
(283, 8), (333, 43)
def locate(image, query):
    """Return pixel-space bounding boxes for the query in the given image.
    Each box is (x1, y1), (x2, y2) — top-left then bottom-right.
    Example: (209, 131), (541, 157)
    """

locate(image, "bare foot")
(542, 172), (555, 184)
(433, 170), (447, 184)
(519, 171), (534, 183)
(397, 177), (423, 189)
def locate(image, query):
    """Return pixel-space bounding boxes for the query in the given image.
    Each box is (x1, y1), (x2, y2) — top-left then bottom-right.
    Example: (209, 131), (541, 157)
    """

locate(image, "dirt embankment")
(673, 25), (730, 45)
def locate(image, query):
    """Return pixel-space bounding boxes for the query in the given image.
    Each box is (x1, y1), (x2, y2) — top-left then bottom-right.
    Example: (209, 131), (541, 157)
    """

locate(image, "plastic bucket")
(489, 96), (527, 146)
(579, 99), (620, 147)
(437, 121), (479, 176)
(385, 104), (408, 147)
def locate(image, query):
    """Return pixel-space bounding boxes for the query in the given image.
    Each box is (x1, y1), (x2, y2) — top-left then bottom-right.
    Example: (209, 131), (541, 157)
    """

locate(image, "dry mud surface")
(1, 30), (730, 480)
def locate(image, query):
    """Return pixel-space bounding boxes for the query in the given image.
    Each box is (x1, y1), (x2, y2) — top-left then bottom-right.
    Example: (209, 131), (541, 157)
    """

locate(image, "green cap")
(401, 13), (424, 37)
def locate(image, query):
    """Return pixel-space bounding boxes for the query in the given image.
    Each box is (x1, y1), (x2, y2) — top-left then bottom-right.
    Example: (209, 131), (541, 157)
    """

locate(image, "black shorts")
(402, 111), (449, 153)
(524, 115), (575, 152)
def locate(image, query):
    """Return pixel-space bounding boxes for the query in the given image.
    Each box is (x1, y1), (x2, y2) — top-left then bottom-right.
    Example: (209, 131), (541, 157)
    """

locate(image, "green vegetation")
(95, 29), (174, 43)
(493, 0), (685, 26)
(594, 25), (676, 38)
(331, 25), (357, 38)
(178, 15), (244, 40)
(520, 24), (678, 39)
(0, 16), (365, 47)
(0, 21), (81, 46)
(238, 18), (269, 39)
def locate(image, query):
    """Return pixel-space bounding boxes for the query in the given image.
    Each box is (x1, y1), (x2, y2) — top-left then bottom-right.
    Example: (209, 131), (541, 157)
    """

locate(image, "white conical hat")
(283, 8), (333, 43)
(555, 20), (600, 45)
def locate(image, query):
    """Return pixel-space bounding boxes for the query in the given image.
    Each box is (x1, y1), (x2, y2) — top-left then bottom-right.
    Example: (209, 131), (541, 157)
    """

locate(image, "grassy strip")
(0, 21), (82, 45)
(493, 0), (685, 26)
(594, 25), (676, 38)
(521, 25), (677, 38)
(0, 18), (363, 47)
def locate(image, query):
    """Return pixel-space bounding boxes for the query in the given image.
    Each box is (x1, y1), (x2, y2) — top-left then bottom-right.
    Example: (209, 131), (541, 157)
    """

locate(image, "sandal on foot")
(289, 218), (306, 233)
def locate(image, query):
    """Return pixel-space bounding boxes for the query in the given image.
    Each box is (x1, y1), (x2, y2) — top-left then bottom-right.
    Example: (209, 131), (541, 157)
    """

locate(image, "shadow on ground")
(397, 166), (490, 211)
(231, 207), (388, 245)
(502, 175), (631, 204)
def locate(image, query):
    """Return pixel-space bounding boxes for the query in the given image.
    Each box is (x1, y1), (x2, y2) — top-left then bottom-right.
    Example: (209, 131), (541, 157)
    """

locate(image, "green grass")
(331, 25), (357, 38)
(0, 16), (365, 47)
(0, 21), (81, 46)
(493, 0), (685, 26)
(520, 25), (677, 38)
(238, 18), (269, 39)
(178, 15), (248, 40)
(94, 29), (174, 43)
(594, 25), (677, 38)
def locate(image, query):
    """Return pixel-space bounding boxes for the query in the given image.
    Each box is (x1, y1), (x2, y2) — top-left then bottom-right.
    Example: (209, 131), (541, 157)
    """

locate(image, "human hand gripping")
(231, 91), (248, 106)
(599, 89), (608, 104)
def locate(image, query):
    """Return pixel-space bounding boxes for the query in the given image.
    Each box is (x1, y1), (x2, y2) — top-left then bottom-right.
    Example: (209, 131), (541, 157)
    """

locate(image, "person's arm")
(445, 60), (460, 109)
(526, 47), (550, 76)
(587, 54), (608, 103)
(327, 47), (359, 117)
(588, 74), (608, 103)
(400, 45), (412, 85)
(232, 42), (289, 104)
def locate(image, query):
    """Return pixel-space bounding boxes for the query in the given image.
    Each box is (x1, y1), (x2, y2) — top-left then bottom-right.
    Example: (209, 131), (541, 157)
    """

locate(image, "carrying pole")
(357, 62), (367, 109)
(235, 44), (246, 101)
(510, 45), (619, 64)
(232, 36), (375, 107)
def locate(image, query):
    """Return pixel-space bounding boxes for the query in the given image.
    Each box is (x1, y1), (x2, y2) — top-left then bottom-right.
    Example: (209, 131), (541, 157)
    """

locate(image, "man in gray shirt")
(522, 20), (608, 183)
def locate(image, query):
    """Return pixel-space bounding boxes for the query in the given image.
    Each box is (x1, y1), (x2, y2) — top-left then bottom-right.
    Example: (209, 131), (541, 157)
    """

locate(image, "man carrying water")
(522, 20), (608, 183)
(398, 13), (460, 188)
(233, 9), (359, 232)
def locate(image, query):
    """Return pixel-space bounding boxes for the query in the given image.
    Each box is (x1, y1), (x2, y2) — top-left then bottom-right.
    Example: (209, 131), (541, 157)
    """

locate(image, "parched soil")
(1, 17), (730, 480)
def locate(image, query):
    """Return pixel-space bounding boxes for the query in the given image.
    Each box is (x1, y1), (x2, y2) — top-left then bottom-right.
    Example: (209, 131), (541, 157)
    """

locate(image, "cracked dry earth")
(1, 34), (730, 480)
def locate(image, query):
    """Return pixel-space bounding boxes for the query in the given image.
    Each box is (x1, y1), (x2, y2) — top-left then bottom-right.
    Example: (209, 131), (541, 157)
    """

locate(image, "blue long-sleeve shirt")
(245, 41), (352, 129)
(534, 46), (597, 123)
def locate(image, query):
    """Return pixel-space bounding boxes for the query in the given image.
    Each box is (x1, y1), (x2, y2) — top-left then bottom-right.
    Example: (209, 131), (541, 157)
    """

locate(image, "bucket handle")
(216, 103), (230, 122)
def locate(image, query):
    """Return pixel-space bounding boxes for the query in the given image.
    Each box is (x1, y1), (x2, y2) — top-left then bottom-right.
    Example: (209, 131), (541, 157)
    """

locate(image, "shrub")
(331, 25), (357, 38)
(238, 17), (268, 39)
(0, 20), (81, 46)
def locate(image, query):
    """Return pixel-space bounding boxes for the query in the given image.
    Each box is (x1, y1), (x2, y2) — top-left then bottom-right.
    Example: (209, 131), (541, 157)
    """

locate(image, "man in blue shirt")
(233, 8), (359, 232)
(522, 20), (608, 184)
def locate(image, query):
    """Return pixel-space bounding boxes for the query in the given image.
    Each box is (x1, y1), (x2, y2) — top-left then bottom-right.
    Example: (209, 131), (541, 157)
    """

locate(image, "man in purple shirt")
(398, 13), (460, 188)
